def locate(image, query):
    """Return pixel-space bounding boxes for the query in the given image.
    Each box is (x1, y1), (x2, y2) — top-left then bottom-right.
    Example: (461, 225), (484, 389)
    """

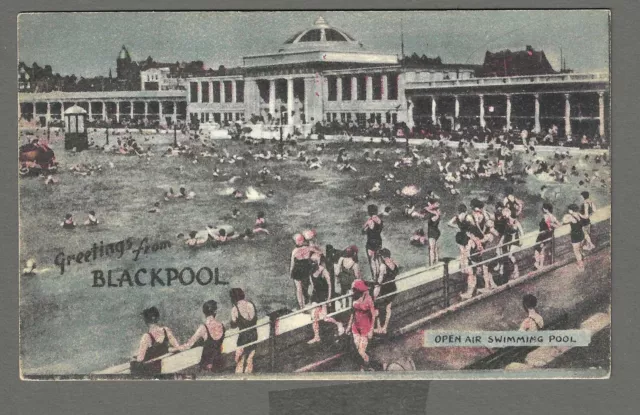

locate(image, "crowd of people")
(132, 288), (257, 375)
(28, 115), (607, 374)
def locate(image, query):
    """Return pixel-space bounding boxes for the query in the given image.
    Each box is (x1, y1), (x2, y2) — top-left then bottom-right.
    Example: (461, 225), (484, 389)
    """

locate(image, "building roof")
(279, 16), (365, 53)
(479, 45), (557, 77)
(244, 16), (398, 68)
(118, 45), (131, 61)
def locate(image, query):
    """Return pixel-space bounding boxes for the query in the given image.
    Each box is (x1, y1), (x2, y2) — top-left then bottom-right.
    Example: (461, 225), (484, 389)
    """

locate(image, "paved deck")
(319, 248), (610, 372)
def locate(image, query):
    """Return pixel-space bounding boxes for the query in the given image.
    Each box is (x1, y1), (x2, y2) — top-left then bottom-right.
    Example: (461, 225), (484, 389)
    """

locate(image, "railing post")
(267, 308), (290, 373)
(550, 230), (556, 265)
(442, 257), (454, 308)
(173, 124), (177, 147)
(268, 312), (277, 373)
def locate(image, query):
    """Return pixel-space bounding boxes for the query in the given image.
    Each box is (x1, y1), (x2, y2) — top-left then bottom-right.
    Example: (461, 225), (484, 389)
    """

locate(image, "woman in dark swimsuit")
(562, 204), (586, 271)
(448, 204), (475, 295)
(580, 191), (596, 250)
(534, 203), (561, 270)
(374, 248), (399, 334)
(290, 233), (313, 309)
(307, 253), (345, 344)
(503, 187), (524, 220)
(500, 206), (523, 279)
(230, 288), (258, 374)
(466, 200), (499, 292)
(335, 245), (362, 307)
(363, 204), (383, 278)
(178, 300), (226, 372)
(424, 199), (442, 266)
(133, 306), (180, 376)
(479, 219), (502, 287)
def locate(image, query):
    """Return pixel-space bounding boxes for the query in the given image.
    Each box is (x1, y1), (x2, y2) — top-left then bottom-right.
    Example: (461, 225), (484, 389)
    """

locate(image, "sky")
(17, 11), (610, 77)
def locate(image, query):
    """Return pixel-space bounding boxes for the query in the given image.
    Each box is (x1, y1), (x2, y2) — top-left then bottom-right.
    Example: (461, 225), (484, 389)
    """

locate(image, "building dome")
(280, 16), (364, 51)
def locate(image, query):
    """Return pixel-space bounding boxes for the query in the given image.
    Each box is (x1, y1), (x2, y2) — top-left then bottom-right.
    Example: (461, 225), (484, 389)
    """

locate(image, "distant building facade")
(18, 17), (609, 138)
(479, 45), (557, 77)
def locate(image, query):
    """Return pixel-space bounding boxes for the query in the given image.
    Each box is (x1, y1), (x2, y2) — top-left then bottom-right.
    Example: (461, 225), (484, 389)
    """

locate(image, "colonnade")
(191, 79), (243, 104)
(410, 91), (607, 137)
(21, 100), (182, 125)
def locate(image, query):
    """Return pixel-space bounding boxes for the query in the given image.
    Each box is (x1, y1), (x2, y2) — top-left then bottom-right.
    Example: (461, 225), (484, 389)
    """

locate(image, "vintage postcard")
(18, 11), (610, 379)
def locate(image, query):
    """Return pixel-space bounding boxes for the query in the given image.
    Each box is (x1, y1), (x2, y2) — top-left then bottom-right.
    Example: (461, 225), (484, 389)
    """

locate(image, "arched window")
(325, 29), (347, 41)
(299, 29), (322, 42)
(284, 31), (304, 44)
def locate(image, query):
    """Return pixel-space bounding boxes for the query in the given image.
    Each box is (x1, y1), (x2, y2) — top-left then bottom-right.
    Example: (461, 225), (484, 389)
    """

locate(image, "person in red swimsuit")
(347, 279), (375, 368)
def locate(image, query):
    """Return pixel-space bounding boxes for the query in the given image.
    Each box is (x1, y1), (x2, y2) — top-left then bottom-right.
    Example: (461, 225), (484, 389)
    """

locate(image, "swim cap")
(293, 233), (305, 246)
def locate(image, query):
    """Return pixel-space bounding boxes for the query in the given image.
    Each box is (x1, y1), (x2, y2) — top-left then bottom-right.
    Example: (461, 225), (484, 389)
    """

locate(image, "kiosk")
(63, 104), (89, 151)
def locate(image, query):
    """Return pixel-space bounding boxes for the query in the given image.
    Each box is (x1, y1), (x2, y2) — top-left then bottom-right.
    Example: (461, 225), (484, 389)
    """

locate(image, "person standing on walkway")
(363, 204), (383, 278)
(580, 191), (596, 250)
(347, 279), (376, 370)
(177, 300), (226, 372)
(424, 198), (442, 266)
(230, 288), (258, 374)
(307, 253), (345, 344)
(374, 248), (399, 335)
(534, 203), (561, 269)
(290, 233), (313, 309)
(563, 204), (586, 271)
(132, 306), (181, 376)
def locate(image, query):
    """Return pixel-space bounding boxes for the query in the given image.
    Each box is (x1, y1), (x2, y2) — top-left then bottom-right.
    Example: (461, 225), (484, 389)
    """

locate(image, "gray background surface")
(2, 1), (636, 414)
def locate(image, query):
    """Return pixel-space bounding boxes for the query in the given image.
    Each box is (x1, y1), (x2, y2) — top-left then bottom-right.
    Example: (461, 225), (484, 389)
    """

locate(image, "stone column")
(102, 101), (107, 121)
(431, 96), (437, 124)
(209, 81), (214, 103)
(220, 81), (226, 104)
(505, 94), (512, 131)
(365, 75), (373, 101)
(88, 102), (93, 121)
(351, 76), (358, 101)
(407, 98), (415, 129)
(534, 93), (541, 133)
(172, 101), (178, 123)
(158, 101), (163, 123)
(269, 79), (276, 116)
(598, 91), (605, 137)
(32, 102), (37, 121)
(143, 101), (148, 121)
(116, 101), (120, 122)
(336, 77), (343, 102)
(130, 101), (134, 119)
(231, 80), (237, 103)
(479, 94), (486, 128)
(46, 102), (51, 124)
(197, 82), (203, 103)
(287, 77), (294, 125)
(381, 74), (388, 100)
(454, 95), (460, 119)
(564, 93), (571, 137)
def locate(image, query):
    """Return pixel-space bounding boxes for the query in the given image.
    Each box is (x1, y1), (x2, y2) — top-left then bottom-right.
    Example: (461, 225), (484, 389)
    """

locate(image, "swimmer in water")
(61, 213), (76, 229)
(84, 210), (99, 226)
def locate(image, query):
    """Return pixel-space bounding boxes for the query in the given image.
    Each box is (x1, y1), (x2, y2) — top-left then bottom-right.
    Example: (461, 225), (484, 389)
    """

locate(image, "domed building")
(159, 16), (478, 131)
(229, 16), (405, 127)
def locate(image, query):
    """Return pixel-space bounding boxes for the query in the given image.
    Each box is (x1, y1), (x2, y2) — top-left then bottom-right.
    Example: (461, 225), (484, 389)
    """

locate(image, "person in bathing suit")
(177, 300), (226, 372)
(132, 306), (180, 376)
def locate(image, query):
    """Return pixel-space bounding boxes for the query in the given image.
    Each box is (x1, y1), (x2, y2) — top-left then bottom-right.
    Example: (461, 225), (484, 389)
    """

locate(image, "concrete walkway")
(321, 248), (610, 372)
